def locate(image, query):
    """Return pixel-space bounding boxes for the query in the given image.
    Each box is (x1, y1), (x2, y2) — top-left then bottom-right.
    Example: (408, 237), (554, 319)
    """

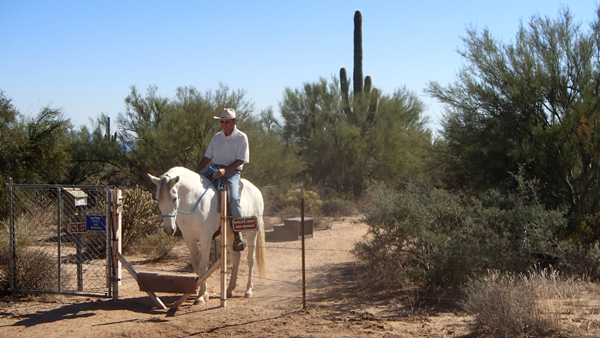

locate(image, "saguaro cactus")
(340, 10), (379, 125)
(353, 10), (363, 95)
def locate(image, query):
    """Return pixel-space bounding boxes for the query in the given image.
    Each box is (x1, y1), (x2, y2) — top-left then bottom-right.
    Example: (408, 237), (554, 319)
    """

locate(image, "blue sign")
(86, 215), (106, 232)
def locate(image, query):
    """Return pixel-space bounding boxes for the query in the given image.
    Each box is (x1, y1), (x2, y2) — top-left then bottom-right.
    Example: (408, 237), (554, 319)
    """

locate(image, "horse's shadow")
(0, 296), (177, 328)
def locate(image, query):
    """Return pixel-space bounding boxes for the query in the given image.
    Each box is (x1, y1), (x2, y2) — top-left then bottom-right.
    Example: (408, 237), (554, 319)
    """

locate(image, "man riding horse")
(195, 107), (247, 251)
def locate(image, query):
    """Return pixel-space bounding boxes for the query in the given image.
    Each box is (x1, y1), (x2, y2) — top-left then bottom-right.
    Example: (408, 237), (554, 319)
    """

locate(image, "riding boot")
(233, 231), (246, 251)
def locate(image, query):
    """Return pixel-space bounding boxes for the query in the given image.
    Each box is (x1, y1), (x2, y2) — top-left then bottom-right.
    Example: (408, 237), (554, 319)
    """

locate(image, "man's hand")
(213, 168), (226, 178)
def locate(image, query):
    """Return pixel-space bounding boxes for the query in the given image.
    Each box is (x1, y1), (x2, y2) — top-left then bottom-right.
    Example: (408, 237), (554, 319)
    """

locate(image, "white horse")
(148, 166), (266, 305)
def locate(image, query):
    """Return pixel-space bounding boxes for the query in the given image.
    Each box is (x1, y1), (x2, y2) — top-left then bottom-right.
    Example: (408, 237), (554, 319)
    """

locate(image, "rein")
(161, 174), (217, 218)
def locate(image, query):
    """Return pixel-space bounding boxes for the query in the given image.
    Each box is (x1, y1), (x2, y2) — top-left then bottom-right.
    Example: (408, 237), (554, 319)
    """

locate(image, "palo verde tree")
(0, 90), (74, 217)
(117, 84), (253, 187)
(66, 114), (124, 185)
(281, 10), (431, 199)
(427, 7), (600, 244)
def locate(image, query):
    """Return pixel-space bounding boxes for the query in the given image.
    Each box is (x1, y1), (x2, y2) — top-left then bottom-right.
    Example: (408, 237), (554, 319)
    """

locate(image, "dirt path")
(0, 218), (475, 337)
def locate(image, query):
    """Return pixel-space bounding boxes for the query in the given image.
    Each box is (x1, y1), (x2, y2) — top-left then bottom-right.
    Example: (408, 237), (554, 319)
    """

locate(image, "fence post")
(301, 184), (306, 310)
(8, 178), (14, 291)
(220, 184), (227, 307)
(111, 189), (122, 300)
(57, 187), (62, 293)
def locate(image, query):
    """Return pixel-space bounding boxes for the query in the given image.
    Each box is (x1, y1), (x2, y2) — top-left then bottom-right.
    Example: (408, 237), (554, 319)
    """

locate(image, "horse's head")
(148, 173), (180, 236)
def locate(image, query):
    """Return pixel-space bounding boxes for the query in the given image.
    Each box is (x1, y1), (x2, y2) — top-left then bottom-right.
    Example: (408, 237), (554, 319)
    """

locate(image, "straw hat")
(213, 108), (237, 120)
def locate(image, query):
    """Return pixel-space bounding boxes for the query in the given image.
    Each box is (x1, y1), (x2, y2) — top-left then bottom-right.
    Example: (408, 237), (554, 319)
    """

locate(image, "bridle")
(160, 174), (216, 218)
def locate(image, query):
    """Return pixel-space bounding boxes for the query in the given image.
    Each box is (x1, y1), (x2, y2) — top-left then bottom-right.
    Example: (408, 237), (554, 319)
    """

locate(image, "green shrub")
(121, 186), (157, 252)
(353, 178), (568, 293)
(280, 189), (322, 215)
(320, 198), (358, 217)
(277, 205), (301, 219)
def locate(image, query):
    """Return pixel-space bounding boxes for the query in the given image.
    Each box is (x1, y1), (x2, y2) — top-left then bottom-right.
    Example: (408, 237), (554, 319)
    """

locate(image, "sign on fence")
(86, 215), (106, 232)
(68, 222), (87, 233)
(232, 216), (258, 231)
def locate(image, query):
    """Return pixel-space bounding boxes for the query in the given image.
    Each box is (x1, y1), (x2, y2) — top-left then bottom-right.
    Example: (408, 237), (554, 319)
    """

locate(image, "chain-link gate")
(6, 183), (113, 297)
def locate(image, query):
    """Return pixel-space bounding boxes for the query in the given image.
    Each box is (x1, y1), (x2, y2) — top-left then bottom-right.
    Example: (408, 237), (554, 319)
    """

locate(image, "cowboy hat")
(213, 108), (237, 120)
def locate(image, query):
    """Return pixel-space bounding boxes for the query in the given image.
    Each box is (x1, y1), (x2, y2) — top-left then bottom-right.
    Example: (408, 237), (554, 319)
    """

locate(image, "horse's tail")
(256, 215), (267, 278)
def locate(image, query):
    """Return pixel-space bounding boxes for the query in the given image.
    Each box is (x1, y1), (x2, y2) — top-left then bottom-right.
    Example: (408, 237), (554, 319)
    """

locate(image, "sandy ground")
(1, 217), (599, 337)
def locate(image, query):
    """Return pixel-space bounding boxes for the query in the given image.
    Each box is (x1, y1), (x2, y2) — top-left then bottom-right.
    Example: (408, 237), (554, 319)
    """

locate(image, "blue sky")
(1, 1), (598, 133)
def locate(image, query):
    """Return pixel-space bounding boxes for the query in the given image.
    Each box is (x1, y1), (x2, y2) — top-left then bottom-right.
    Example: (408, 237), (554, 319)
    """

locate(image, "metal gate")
(6, 182), (114, 297)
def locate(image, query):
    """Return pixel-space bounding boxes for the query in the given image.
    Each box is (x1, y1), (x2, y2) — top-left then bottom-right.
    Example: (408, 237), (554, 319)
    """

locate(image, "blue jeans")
(201, 168), (242, 218)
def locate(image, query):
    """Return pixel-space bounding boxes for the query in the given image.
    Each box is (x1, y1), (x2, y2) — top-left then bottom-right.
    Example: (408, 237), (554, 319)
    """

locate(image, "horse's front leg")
(184, 237), (209, 306)
(226, 232), (241, 298)
(193, 236), (212, 305)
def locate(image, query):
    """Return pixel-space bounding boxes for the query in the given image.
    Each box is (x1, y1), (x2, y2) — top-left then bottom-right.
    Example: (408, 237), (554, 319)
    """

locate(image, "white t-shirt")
(204, 126), (249, 170)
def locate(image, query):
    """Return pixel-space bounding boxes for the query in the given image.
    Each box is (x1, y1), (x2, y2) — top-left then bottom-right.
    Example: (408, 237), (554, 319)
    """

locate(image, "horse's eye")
(173, 197), (177, 203)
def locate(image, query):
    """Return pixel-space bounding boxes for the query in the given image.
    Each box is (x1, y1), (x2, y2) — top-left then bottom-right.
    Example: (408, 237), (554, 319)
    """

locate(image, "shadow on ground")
(0, 296), (172, 328)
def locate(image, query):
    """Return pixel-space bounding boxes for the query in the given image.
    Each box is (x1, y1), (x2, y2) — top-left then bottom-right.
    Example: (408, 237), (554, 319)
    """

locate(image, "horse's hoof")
(227, 290), (233, 298)
(203, 293), (210, 302)
(244, 291), (253, 299)
(193, 297), (206, 306)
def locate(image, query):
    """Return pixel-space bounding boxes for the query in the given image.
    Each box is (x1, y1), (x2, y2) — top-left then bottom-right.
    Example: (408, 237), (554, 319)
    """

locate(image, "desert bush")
(461, 269), (572, 337)
(320, 198), (359, 217)
(277, 205), (301, 219)
(0, 236), (70, 293)
(259, 185), (287, 216)
(134, 231), (177, 261)
(121, 186), (157, 252)
(280, 188), (322, 215)
(353, 177), (568, 293)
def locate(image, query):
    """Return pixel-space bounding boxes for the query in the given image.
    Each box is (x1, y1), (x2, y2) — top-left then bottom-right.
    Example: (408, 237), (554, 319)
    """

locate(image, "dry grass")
(462, 268), (599, 337)
(130, 231), (178, 261)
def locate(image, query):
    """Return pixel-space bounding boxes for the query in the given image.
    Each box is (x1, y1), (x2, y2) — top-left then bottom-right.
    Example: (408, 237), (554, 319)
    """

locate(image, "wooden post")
(220, 185), (227, 307)
(111, 189), (122, 300)
(301, 184), (306, 310)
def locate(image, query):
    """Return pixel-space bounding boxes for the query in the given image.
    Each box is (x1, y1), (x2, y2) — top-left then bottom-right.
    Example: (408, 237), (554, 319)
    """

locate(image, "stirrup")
(233, 235), (246, 251)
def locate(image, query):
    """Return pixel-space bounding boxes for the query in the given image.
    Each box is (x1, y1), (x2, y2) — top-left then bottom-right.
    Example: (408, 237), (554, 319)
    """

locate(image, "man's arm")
(213, 159), (245, 178)
(195, 156), (212, 173)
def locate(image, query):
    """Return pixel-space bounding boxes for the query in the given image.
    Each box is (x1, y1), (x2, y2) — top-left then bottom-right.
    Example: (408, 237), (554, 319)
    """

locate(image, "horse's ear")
(148, 174), (160, 186)
(170, 175), (180, 187)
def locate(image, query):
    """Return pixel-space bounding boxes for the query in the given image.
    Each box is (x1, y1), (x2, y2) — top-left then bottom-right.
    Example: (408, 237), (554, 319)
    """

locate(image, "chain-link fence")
(5, 183), (113, 297)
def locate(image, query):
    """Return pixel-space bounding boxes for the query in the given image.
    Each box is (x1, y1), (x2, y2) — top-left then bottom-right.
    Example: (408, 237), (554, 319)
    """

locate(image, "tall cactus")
(353, 10), (363, 95)
(340, 10), (379, 126)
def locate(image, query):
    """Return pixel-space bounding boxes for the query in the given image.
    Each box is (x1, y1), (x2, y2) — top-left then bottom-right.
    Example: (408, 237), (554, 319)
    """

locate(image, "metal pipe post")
(220, 185), (228, 307)
(301, 184), (306, 310)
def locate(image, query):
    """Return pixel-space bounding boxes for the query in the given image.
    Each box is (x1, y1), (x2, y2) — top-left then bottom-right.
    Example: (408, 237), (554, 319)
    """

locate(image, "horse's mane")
(165, 166), (210, 187)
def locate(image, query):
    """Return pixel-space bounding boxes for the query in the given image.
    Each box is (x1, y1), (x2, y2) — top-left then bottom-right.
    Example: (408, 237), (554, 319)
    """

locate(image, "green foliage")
(354, 177), (569, 293)
(117, 84), (254, 187)
(0, 91), (73, 217)
(121, 186), (157, 251)
(239, 107), (304, 187)
(67, 114), (123, 185)
(320, 198), (359, 217)
(281, 78), (431, 199)
(427, 7), (600, 243)
(280, 188), (322, 214)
